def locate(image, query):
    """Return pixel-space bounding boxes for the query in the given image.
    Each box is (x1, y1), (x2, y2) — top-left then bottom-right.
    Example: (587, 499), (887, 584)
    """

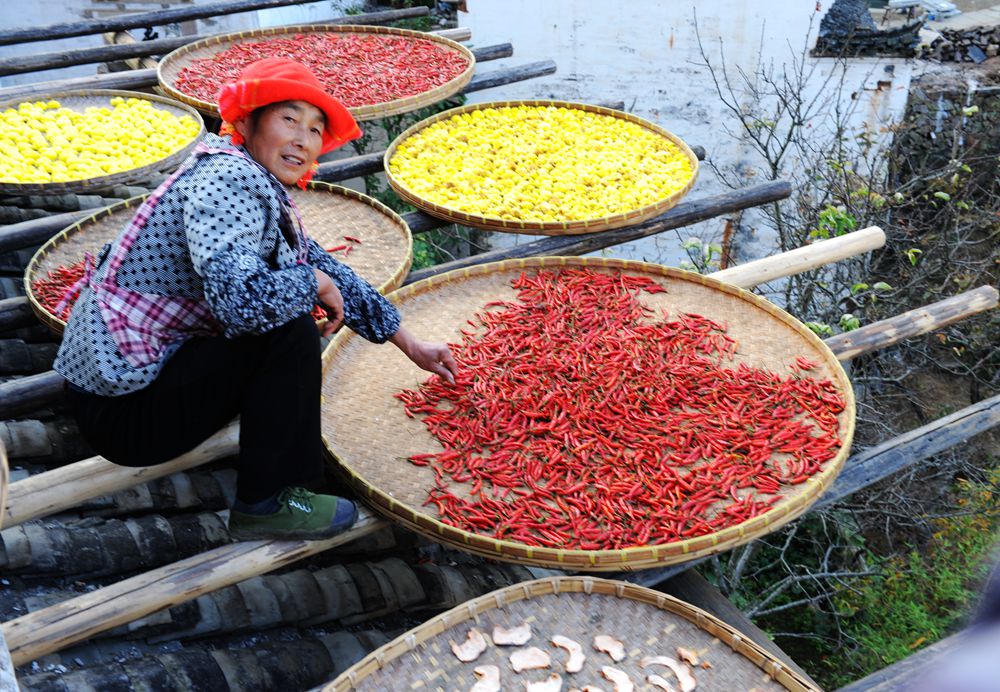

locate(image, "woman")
(54, 58), (457, 541)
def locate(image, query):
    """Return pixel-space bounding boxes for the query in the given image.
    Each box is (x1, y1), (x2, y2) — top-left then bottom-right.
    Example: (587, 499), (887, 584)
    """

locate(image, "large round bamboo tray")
(0, 90), (204, 195)
(318, 576), (817, 691)
(321, 257), (855, 571)
(24, 182), (411, 334)
(157, 24), (476, 122)
(384, 100), (700, 235)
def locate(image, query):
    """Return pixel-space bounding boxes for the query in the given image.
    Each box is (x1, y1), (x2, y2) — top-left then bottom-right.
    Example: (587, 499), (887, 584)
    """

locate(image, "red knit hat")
(217, 57), (361, 156)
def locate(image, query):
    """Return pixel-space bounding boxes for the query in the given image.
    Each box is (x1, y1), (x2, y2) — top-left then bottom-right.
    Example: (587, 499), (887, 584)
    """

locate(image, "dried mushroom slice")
(470, 664), (501, 692)
(451, 627), (488, 662)
(510, 646), (552, 673)
(601, 666), (635, 692)
(526, 672), (564, 691)
(493, 622), (533, 646)
(592, 635), (626, 662)
(551, 635), (586, 673)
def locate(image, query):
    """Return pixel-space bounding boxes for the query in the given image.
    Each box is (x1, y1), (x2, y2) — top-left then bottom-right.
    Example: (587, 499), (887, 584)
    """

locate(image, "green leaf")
(872, 282), (893, 292)
(805, 321), (834, 336)
(905, 248), (923, 266)
(933, 191), (951, 201)
(839, 313), (861, 331)
(851, 282), (870, 295)
(682, 237), (702, 251)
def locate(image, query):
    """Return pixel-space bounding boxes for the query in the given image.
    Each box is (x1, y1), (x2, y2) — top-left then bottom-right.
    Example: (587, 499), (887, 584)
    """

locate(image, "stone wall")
(892, 76), (1000, 185)
(920, 26), (1000, 63)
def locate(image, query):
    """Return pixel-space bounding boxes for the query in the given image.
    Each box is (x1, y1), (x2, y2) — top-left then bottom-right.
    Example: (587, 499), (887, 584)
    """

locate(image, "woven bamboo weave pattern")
(0, 90), (205, 195)
(384, 100), (699, 235)
(157, 24), (475, 121)
(320, 258), (854, 571)
(321, 576), (817, 691)
(25, 183), (411, 334)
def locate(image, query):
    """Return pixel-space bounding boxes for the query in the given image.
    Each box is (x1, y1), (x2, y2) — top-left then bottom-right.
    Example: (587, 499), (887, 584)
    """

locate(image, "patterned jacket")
(55, 134), (401, 396)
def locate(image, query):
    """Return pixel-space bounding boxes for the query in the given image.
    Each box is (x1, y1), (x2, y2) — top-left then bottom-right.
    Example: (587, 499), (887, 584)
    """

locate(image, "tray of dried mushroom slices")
(318, 577), (819, 692)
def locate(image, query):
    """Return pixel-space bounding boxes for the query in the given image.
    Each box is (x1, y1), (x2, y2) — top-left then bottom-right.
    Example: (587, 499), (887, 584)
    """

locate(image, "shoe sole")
(229, 505), (359, 542)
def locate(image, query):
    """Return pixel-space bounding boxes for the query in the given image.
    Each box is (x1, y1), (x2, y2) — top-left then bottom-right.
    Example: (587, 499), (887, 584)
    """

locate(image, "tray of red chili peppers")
(320, 257), (855, 571)
(25, 182), (412, 334)
(157, 24), (475, 122)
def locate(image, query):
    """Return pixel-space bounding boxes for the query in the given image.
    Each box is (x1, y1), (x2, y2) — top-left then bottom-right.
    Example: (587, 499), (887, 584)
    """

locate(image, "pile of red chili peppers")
(31, 260), (87, 321)
(175, 33), (470, 107)
(396, 269), (846, 550)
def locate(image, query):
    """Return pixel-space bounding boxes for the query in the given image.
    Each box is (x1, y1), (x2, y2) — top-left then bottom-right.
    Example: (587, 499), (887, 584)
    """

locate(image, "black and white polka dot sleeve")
(184, 163), (317, 336)
(306, 238), (401, 343)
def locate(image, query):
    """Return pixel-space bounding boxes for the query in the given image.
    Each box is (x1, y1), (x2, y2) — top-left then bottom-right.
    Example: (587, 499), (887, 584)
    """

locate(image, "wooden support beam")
(0, 36), (191, 77)
(464, 59), (556, 94)
(0, 297), (37, 332)
(3, 422), (239, 528)
(0, 507), (388, 667)
(0, 370), (66, 420)
(824, 285), (999, 361)
(816, 392), (1000, 510)
(0, 210), (92, 255)
(0, 68), (159, 101)
(0, 2), (428, 47)
(404, 181), (794, 283)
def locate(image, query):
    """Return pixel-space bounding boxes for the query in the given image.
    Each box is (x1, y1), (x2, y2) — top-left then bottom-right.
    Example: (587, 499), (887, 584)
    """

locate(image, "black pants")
(68, 315), (325, 503)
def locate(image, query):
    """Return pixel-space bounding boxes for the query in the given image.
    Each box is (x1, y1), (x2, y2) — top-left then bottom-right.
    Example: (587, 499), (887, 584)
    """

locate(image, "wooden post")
(823, 285), (999, 361)
(0, 3), (428, 47)
(404, 181), (795, 282)
(816, 393), (1000, 509)
(1, 508), (387, 666)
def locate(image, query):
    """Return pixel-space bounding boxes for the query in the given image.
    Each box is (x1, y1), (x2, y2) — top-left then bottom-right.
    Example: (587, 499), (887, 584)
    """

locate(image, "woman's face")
(234, 100), (325, 185)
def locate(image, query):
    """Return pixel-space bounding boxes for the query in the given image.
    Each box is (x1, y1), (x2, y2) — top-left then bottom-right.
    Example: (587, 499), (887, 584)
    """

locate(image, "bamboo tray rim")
(383, 99), (700, 235)
(322, 576), (819, 691)
(0, 89), (204, 195)
(321, 256), (856, 571)
(156, 23), (476, 122)
(24, 180), (412, 335)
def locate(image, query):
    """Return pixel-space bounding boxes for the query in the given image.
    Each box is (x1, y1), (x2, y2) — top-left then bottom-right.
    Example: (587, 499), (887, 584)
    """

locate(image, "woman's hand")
(314, 268), (344, 337)
(390, 326), (458, 384)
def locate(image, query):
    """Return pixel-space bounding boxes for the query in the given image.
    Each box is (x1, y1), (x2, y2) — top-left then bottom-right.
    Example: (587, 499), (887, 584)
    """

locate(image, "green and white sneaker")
(228, 486), (359, 541)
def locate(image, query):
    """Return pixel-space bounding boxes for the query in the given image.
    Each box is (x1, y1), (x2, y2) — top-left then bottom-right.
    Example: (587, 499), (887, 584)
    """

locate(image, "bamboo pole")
(0, 3), (428, 47)
(708, 225), (886, 287)
(1, 508), (387, 666)
(3, 421), (238, 528)
(823, 285), (999, 361)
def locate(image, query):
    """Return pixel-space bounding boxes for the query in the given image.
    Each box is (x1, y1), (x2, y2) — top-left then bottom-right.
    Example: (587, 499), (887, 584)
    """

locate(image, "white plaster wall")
(460, 0), (916, 264)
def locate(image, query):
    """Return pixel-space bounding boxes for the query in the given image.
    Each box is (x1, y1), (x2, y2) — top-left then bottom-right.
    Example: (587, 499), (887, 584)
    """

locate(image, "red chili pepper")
(396, 268), (845, 550)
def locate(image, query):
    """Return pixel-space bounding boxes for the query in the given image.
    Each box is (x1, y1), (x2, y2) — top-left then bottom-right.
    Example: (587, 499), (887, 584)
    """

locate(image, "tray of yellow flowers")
(384, 100), (699, 235)
(0, 90), (204, 194)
